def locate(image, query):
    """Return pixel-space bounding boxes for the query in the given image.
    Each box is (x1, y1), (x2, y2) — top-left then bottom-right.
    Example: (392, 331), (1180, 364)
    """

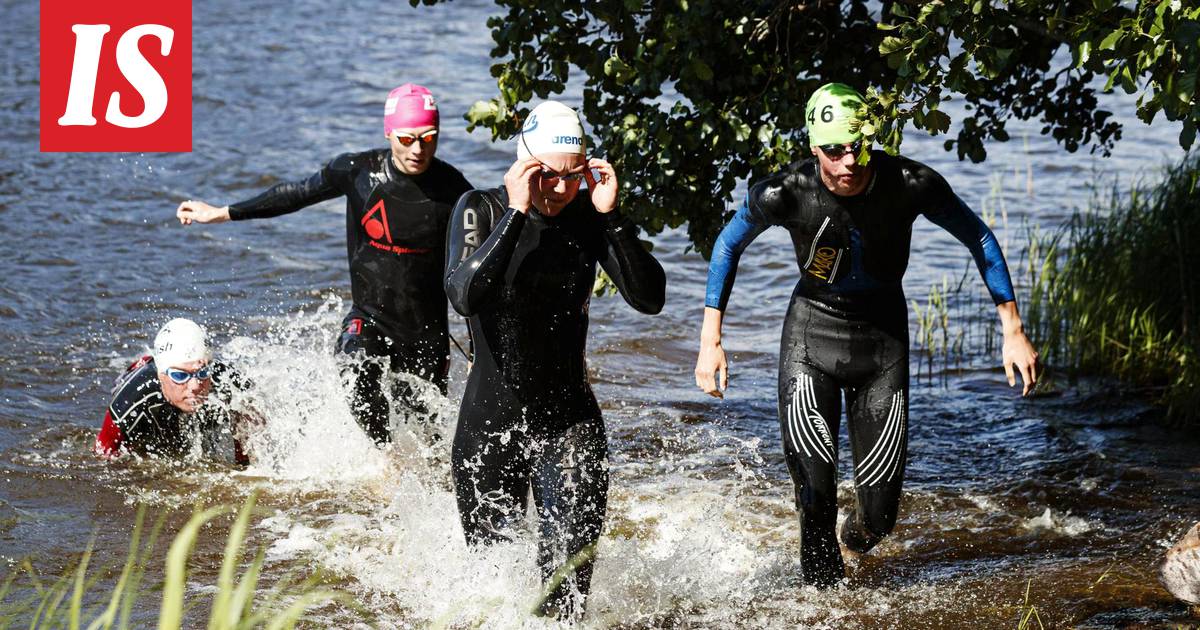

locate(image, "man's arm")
(695, 197), (770, 398)
(588, 158), (666, 315)
(997, 300), (1039, 396)
(175, 154), (351, 224)
(444, 190), (524, 317)
(94, 410), (124, 459)
(923, 183), (1038, 395)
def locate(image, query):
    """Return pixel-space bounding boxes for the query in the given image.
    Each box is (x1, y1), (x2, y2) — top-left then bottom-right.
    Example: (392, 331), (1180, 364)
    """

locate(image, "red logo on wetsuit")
(360, 199), (431, 255)
(346, 318), (363, 336)
(362, 200), (393, 243)
(39, 0), (191, 152)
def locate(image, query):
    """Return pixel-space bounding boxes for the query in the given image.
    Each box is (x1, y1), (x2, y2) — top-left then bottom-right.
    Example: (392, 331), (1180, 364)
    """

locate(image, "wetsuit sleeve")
(94, 410), (124, 457)
(444, 190), (528, 316)
(704, 197), (770, 310)
(923, 191), (1016, 305)
(226, 153), (352, 220)
(597, 211), (666, 314)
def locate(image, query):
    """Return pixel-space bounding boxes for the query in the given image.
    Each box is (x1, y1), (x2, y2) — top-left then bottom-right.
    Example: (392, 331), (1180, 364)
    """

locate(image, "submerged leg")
(451, 412), (530, 545)
(844, 357), (908, 554)
(778, 367), (844, 587)
(336, 315), (392, 444)
(530, 419), (609, 621)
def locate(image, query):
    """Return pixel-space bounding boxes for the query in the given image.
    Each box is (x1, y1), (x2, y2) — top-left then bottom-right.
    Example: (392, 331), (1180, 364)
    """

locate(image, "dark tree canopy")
(412, 0), (1200, 254)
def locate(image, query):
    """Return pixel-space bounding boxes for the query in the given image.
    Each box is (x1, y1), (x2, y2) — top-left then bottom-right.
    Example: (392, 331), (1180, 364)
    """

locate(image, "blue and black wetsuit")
(228, 150), (472, 443)
(444, 188), (665, 618)
(706, 152), (1015, 586)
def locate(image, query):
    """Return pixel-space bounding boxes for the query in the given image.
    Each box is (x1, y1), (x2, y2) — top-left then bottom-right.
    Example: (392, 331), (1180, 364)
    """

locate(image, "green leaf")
(1073, 41), (1092, 68)
(880, 36), (908, 55)
(926, 109), (952, 134)
(1099, 29), (1123, 51)
(1181, 119), (1197, 150)
(691, 59), (714, 82)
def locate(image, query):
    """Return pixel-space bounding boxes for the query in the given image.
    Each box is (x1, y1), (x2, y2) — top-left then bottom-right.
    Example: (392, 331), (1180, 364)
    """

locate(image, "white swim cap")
(152, 318), (211, 371)
(517, 101), (586, 159)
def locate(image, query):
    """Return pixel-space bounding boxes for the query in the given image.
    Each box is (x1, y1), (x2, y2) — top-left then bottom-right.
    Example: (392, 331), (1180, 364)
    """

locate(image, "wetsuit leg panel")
(451, 408), (530, 546)
(336, 314), (392, 444)
(780, 294), (849, 587)
(529, 418), (609, 620)
(778, 363), (844, 587)
(843, 356), (909, 554)
(387, 348), (450, 427)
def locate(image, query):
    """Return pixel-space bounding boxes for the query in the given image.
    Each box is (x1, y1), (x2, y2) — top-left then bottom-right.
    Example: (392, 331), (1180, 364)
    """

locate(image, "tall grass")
(0, 492), (352, 629)
(1024, 152), (1199, 422)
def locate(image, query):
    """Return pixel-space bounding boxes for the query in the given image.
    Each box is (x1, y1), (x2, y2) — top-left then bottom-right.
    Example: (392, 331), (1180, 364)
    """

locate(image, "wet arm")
(705, 200), (770, 312)
(696, 200), (769, 397)
(597, 212), (666, 314)
(444, 192), (527, 316)
(926, 195), (1038, 394)
(227, 159), (346, 221)
(925, 194), (1016, 305)
(94, 410), (124, 458)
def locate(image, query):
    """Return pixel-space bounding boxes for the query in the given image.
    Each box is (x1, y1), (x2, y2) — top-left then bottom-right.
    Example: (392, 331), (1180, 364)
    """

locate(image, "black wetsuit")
(228, 150), (472, 443)
(444, 188), (665, 618)
(95, 355), (247, 461)
(706, 152), (1015, 586)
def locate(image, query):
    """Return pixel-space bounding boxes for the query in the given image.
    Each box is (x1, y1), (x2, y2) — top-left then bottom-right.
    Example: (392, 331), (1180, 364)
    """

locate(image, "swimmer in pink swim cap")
(383, 83), (441, 175)
(173, 83), (474, 445)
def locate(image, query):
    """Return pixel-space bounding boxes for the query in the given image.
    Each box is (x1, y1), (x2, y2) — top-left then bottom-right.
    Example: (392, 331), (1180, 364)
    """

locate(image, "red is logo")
(40, 0), (191, 152)
(361, 200), (393, 243)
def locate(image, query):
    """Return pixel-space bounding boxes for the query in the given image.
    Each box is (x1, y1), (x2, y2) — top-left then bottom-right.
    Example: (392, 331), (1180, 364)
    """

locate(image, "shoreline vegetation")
(913, 152), (1198, 424)
(1024, 151), (1198, 424)
(0, 493), (351, 629)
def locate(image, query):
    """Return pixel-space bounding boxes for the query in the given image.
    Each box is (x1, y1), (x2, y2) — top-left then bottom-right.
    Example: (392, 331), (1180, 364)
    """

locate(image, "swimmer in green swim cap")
(805, 82), (872, 196)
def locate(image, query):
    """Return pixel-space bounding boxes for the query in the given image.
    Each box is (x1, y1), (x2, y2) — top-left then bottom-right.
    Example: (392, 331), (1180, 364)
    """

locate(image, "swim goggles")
(817, 139), (866, 159)
(164, 366), (211, 384)
(393, 130), (438, 146)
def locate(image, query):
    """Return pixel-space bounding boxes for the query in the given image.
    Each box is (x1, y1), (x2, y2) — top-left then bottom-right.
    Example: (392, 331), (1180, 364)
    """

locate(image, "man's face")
(812, 142), (871, 196)
(388, 125), (438, 175)
(531, 152), (587, 217)
(158, 359), (212, 413)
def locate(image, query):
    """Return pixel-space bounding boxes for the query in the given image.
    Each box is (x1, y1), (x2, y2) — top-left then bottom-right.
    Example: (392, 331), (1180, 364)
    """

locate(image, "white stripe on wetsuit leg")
(792, 379), (826, 462)
(881, 390), (907, 483)
(855, 392), (899, 483)
(859, 391), (905, 486)
(796, 374), (834, 465)
(859, 391), (907, 486)
(786, 382), (811, 458)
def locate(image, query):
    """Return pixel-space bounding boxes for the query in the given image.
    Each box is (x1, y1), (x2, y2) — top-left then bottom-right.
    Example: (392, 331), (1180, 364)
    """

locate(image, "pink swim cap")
(383, 84), (439, 136)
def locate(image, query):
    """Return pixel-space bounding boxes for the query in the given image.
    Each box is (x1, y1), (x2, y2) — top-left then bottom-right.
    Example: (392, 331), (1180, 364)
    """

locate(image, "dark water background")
(1, 0), (1198, 627)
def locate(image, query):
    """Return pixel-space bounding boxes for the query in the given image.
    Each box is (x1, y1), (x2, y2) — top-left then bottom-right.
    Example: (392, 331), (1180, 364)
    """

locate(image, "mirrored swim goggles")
(817, 139), (866, 159)
(393, 130), (438, 146)
(164, 366), (212, 384)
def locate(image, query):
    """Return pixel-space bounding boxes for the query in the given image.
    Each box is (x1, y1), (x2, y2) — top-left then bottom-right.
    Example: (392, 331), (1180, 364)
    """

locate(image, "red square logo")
(40, 0), (191, 152)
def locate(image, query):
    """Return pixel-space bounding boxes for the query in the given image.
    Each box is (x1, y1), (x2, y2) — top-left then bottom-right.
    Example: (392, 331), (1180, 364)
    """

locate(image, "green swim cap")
(805, 83), (865, 147)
